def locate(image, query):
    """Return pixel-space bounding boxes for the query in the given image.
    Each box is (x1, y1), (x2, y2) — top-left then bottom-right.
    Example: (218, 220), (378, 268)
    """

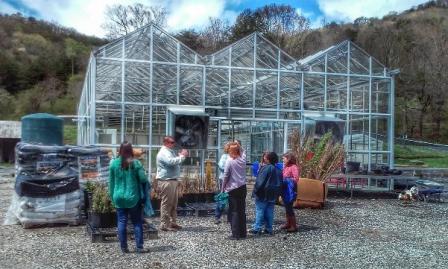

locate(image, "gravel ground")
(1, 168), (448, 269)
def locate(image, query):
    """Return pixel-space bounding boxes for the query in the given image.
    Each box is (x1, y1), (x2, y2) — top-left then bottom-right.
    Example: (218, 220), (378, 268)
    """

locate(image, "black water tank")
(21, 113), (63, 145)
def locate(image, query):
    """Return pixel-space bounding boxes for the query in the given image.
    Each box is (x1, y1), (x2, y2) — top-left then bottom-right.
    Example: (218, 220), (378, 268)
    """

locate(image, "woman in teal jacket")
(109, 142), (148, 253)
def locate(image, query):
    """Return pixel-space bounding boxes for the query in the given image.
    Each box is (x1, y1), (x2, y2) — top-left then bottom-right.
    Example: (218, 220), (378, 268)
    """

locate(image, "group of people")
(215, 142), (300, 240)
(108, 136), (300, 252)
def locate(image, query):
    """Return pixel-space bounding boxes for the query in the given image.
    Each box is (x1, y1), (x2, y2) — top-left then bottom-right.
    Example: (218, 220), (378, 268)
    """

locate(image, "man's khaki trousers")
(158, 180), (179, 228)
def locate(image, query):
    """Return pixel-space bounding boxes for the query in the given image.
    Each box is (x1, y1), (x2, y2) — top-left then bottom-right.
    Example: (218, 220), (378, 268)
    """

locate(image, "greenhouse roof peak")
(94, 23), (388, 73)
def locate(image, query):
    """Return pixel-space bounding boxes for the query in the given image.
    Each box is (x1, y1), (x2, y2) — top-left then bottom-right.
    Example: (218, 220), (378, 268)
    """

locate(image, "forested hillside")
(1, 0), (447, 143)
(0, 14), (105, 119)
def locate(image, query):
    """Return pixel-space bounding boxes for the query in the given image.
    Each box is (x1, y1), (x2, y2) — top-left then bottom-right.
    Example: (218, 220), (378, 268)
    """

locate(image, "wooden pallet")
(153, 206), (196, 217)
(186, 202), (216, 217)
(86, 222), (158, 243)
(21, 219), (81, 229)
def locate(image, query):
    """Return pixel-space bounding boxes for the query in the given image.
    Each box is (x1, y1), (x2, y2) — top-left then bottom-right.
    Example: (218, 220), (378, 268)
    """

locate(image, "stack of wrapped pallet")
(9, 143), (81, 228)
(4, 144), (111, 228)
(67, 146), (111, 184)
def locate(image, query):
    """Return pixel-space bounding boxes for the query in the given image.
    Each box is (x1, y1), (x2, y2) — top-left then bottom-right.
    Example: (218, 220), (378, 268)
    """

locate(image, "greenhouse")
(77, 23), (397, 182)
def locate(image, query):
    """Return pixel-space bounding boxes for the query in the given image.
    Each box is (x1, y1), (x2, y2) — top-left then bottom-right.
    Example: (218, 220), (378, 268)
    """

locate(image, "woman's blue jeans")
(253, 199), (275, 233)
(116, 204), (143, 250)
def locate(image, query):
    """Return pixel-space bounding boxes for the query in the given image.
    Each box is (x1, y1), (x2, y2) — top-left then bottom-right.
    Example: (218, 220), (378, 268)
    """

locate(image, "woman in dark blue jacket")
(249, 152), (282, 235)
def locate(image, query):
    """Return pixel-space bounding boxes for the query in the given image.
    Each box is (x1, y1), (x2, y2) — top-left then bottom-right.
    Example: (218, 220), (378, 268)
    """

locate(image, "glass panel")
(304, 74), (324, 110)
(372, 59), (385, 76)
(205, 108), (228, 118)
(152, 64), (177, 104)
(280, 51), (296, 70)
(179, 66), (202, 105)
(151, 106), (166, 145)
(371, 153), (389, 169)
(346, 153), (369, 170)
(280, 72), (300, 110)
(95, 103), (121, 144)
(205, 67), (229, 107)
(349, 77), (369, 112)
(219, 120), (233, 145)
(255, 71), (277, 109)
(371, 116), (389, 151)
(102, 41), (122, 58)
(350, 45), (370, 75)
(286, 123), (302, 151)
(150, 148), (160, 175)
(153, 29), (177, 63)
(326, 45), (348, 74)
(207, 120), (219, 148)
(233, 121), (251, 148)
(255, 110), (276, 119)
(179, 46), (196, 64)
(124, 105), (150, 146)
(231, 35), (254, 67)
(124, 27), (151, 60)
(230, 109), (253, 118)
(213, 49), (230, 66)
(345, 114), (369, 151)
(272, 122), (284, 155)
(256, 37), (279, 69)
(230, 69), (253, 108)
(95, 59), (122, 102)
(280, 111), (300, 120)
(327, 75), (347, 111)
(125, 62), (150, 102)
(372, 78), (390, 113)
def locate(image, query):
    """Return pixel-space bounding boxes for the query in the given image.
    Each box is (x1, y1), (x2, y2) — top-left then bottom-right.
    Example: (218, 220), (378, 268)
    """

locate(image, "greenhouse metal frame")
(78, 23), (397, 178)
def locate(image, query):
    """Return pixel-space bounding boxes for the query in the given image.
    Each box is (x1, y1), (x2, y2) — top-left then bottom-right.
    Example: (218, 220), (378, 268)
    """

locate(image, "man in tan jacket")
(156, 136), (188, 231)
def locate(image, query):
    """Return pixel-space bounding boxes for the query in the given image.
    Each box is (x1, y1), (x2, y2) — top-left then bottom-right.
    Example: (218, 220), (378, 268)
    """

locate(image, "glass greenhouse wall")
(78, 23), (396, 182)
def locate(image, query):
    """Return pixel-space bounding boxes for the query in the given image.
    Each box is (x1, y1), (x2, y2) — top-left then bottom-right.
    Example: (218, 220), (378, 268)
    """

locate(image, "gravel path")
(1, 170), (447, 269)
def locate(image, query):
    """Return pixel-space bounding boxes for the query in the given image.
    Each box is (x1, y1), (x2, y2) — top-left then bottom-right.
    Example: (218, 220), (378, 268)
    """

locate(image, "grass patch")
(64, 125), (77, 145)
(394, 144), (448, 168)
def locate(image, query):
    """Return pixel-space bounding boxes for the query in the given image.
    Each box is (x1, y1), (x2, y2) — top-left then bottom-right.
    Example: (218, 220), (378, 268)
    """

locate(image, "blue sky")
(0, 0), (428, 37)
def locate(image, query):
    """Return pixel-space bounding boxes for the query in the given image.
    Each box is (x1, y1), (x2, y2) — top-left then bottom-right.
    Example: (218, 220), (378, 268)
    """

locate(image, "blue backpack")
(282, 178), (297, 204)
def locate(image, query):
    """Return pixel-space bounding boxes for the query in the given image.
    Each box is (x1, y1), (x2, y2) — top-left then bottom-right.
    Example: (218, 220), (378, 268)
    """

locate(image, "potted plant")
(88, 183), (117, 228)
(290, 131), (345, 208)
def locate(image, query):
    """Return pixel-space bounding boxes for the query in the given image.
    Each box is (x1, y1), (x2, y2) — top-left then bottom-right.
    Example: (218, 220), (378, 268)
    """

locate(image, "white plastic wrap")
(3, 191), (81, 227)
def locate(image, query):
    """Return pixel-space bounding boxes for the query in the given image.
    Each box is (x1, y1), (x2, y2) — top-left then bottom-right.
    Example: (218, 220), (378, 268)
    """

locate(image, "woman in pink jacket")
(281, 152), (300, 232)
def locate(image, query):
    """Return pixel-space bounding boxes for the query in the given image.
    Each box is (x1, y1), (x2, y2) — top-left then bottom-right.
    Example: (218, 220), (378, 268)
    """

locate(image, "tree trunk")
(71, 58), (75, 76)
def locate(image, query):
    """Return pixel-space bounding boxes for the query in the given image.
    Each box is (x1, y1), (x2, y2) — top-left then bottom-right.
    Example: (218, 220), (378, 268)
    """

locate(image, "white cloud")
(17, 0), (141, 37)
(167, 0), (226, 31)
(296, 8), (314, 19)
(317, 0), (428, 22)
(0, 0), (234, 37)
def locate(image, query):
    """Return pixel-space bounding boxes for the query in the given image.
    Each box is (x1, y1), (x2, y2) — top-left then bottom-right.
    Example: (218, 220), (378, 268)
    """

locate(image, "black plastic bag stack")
(6, 143), (81, 228)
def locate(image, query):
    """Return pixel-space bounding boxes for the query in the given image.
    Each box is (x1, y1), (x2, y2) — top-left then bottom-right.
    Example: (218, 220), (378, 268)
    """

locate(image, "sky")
(0, 0), (429, 37)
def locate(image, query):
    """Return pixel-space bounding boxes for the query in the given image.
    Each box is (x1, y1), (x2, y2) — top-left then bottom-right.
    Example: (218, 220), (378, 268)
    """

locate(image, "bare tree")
(102, 3), (167, 39)
(201, 17), (231, 53)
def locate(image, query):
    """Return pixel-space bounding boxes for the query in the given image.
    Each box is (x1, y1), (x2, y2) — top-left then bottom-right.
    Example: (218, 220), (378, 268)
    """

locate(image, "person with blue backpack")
(281, 152), (300, 233)
(249, 152), (282, 235)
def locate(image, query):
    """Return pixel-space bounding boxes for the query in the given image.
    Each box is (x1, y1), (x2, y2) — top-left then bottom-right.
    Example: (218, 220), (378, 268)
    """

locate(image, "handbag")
(214, 192), (229, 211)
(281, 177), (297, 204)
(132, 160), (154, 217)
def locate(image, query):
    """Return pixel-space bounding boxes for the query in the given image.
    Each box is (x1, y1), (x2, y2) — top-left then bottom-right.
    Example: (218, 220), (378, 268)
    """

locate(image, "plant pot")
(294, 178), (328, 209)
(88, 211), (117, 228)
